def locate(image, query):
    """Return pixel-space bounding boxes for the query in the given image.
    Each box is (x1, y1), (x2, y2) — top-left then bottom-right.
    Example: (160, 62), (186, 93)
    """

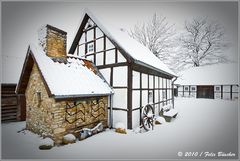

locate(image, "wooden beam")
(127, 65), (133, 129)
(112, 86), (127, 89)
(93, 26), (96, 64)
(108, 107), (128, 112)
(132, 98), (173, 111)
(221, 85), (223, 99)
(115, 48), (118, 63)
(77, 42), (79, 56)
(16, 49), (34, 94)
(165, 79), (168, 104)
(110, 67), (113, 86)
(162, 78), (164, 106)
(85, 47), (115, 57)
(147, 74), (149, 103)
(103, 35), (106, 65)
(189, 85), (191, 96)
(82, 25), (97, 32)
(139, 72), (142, 126)
(17, 94), (26, 121)
(230, 85), (233, 100)
(158, 77), (160, 111)
(78, 36), (104, 46)
(153, 75), (155, 105)
(97, 62), (128, 69)
(85, 30), (87, 55)
(183, 85), (185, 97)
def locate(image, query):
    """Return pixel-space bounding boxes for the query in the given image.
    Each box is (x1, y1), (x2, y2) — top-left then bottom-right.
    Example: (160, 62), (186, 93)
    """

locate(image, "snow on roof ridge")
(175, 63), (238, 85)
(83, 9), (176, 77)
(29, 43), (113, 97)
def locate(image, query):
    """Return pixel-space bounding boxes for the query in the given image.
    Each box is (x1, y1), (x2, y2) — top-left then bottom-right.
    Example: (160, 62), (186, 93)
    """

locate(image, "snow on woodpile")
(82, 9), (176, 77)
(175, 63), (238, 85)
(30, 44), (113, 97)
(115, 122), (125, 129)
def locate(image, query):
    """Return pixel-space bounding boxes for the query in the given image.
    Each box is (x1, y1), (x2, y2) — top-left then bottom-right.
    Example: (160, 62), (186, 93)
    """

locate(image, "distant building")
(175, 63), (239, 100)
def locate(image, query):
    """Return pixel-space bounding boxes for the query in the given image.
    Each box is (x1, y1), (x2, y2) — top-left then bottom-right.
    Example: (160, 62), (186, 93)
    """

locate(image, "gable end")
(16, 47), (53, 97)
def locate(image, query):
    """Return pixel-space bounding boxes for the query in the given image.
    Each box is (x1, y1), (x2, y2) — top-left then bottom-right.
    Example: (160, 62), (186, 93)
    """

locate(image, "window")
(216, 87), (220, 91)
(87, 43), (94, 53)
(191, 87), (196, 91)
(36, 91), (42, 107)
(184, 87), (189, 91)
(148, 91), (153, 103)
(162, 90), (166, 99)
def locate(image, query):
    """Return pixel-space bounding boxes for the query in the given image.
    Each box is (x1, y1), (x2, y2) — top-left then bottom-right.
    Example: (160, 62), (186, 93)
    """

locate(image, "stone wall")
(25, 63), (108, 144)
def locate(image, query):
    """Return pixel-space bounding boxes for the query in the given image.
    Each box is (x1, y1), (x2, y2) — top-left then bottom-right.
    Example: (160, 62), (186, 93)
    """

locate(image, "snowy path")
(1, 98), (238, 159)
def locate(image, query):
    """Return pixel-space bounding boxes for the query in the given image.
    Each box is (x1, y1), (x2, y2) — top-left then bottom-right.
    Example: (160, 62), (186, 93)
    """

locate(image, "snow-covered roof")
(70, 9), (176, 77)
(175, 63), (239, 85)
(28, 44), (113, 98)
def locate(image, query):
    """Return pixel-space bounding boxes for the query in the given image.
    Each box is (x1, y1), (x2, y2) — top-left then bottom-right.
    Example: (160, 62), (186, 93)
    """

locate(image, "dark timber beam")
(127, 65), (133, 129)
(230, 85), (233, 100)
(189, 85), (191, 96)
(221, 85), (223, 99)
(93, 27), (96, 64)
(103, 35), (106, 65)
(139, 72), (142, 126)
(183, 85), (185, 97)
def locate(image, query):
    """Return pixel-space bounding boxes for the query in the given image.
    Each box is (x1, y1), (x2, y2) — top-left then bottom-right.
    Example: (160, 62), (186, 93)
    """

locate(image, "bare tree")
(180, 17), (228, 67)
(130, 13), (176, 62)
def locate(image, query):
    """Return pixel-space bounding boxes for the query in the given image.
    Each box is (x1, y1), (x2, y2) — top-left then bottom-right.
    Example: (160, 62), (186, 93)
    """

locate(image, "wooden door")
(197, 86), (214, 99)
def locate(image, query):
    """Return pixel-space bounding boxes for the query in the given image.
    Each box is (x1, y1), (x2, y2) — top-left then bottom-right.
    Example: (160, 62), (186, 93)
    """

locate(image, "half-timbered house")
(175, 63), (239, 100)
(69, 9), (177, 129)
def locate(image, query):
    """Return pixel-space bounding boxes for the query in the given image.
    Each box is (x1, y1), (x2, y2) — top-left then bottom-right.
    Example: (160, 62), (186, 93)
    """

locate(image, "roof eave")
(54, 92), (114, 100)
(134, 60), (177, 78)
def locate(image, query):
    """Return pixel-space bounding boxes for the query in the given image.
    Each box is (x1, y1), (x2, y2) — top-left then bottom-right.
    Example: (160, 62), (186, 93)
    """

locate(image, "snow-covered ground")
(1, 98), (238, 159)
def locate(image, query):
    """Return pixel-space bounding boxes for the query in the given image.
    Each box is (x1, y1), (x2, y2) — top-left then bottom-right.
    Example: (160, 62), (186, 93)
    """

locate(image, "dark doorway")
(174, 88), (178, 97)
(197, 86), (214, 99)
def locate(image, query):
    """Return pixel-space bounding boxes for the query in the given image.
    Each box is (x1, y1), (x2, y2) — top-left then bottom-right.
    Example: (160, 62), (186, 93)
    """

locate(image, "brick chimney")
(38, 24), (67, 58)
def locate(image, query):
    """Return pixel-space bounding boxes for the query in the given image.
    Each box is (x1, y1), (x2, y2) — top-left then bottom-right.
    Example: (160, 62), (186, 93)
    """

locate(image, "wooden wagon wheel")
(141, 104), (155, 131)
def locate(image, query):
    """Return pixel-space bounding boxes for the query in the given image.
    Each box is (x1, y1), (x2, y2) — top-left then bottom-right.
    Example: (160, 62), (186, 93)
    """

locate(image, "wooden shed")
(1, 83), (26, 122)
(69, 9), (177, 129)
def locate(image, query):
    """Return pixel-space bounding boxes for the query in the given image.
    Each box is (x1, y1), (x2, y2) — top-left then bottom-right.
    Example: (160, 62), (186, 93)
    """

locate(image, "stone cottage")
(16, 25), (113, 144)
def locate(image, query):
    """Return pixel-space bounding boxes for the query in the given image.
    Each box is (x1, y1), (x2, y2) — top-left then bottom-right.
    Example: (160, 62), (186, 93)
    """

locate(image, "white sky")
(1, 1), (238, 83)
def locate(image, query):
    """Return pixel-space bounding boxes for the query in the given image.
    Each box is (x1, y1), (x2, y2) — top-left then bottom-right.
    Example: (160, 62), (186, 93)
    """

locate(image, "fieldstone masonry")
(26, 64), (108, 144)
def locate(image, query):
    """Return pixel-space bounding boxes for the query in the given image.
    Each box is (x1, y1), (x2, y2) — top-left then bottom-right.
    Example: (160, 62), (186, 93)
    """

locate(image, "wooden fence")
(1, 84), (26, 122)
